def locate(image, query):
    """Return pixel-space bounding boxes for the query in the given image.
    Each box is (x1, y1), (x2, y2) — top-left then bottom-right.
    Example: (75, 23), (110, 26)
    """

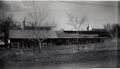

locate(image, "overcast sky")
(5, 1), (118, 30)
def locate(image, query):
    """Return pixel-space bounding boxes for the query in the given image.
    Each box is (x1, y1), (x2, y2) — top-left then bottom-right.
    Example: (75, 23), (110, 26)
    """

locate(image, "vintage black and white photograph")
(0, 0), (119, 69)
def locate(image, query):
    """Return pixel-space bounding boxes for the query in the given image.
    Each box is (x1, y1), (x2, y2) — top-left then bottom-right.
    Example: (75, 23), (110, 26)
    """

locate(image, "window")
(11, 42), (20, 48)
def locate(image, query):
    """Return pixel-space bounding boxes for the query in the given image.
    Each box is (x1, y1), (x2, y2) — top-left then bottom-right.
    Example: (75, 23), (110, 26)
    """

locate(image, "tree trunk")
(38, 42), (42, 53)
(77, 38), (79, 51)
(76, 31), (80, 51)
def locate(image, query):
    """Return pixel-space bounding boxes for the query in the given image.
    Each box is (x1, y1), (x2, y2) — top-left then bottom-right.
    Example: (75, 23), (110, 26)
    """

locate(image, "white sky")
(4, 1), (118, 30)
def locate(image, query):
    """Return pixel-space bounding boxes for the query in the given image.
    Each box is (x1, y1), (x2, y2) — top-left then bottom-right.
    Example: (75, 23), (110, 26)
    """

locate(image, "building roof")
(9, 30), (57, 39)
(24, 26), (51, 30)
(56, 31), (98, 38)
(63, 30), (110, 37)
(91, 28), (107, 31)
(9, 30), (110, 39)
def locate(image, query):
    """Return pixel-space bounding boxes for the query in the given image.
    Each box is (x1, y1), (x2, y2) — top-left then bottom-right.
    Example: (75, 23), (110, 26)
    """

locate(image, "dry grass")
(0, 38), (118, 68)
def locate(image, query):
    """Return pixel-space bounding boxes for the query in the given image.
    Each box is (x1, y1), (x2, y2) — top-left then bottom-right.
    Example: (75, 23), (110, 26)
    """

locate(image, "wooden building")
(8, 28), (110, 48)
(9, 29), (57, 48)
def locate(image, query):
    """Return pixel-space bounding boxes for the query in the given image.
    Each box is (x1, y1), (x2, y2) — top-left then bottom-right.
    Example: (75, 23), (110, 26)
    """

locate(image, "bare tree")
(67, 12), (88, 51)
(104, 23), (115, 38)
(26, 2), (56, 53)
(0, 1), (21, 48)
(104, 23), (120, 38)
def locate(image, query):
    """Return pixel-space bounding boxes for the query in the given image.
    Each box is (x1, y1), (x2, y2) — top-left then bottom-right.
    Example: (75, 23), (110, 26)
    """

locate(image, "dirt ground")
(0, 40), (118, 69)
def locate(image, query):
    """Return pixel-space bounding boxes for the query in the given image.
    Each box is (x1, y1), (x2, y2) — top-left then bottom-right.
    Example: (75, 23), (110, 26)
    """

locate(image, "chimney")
(23, 17), (26, 30)
(87, 24), (89, 31)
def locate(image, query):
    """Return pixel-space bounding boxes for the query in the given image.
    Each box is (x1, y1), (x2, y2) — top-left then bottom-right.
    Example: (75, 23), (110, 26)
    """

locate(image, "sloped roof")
(9, 30), (57, 39)
(91, 29), (107, 31)
(56, 31), (98, 38)
(9, 30), (109, 39)
(24, 26), (51, 30)
(63, 30), (110, 37)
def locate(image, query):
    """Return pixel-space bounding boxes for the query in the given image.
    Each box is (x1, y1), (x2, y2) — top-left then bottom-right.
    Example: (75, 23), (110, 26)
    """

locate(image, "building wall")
(9, 38), (107, 48)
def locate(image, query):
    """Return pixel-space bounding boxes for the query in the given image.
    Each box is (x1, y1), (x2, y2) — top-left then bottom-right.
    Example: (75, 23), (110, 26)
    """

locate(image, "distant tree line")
(0, 1), (21, 32)
(0, 1), (21, 46)
(104, 23), (120, 38)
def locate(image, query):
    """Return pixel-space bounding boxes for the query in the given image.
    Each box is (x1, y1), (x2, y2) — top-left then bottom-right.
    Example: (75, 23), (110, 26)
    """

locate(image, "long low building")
(8, 29), (110, 48)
